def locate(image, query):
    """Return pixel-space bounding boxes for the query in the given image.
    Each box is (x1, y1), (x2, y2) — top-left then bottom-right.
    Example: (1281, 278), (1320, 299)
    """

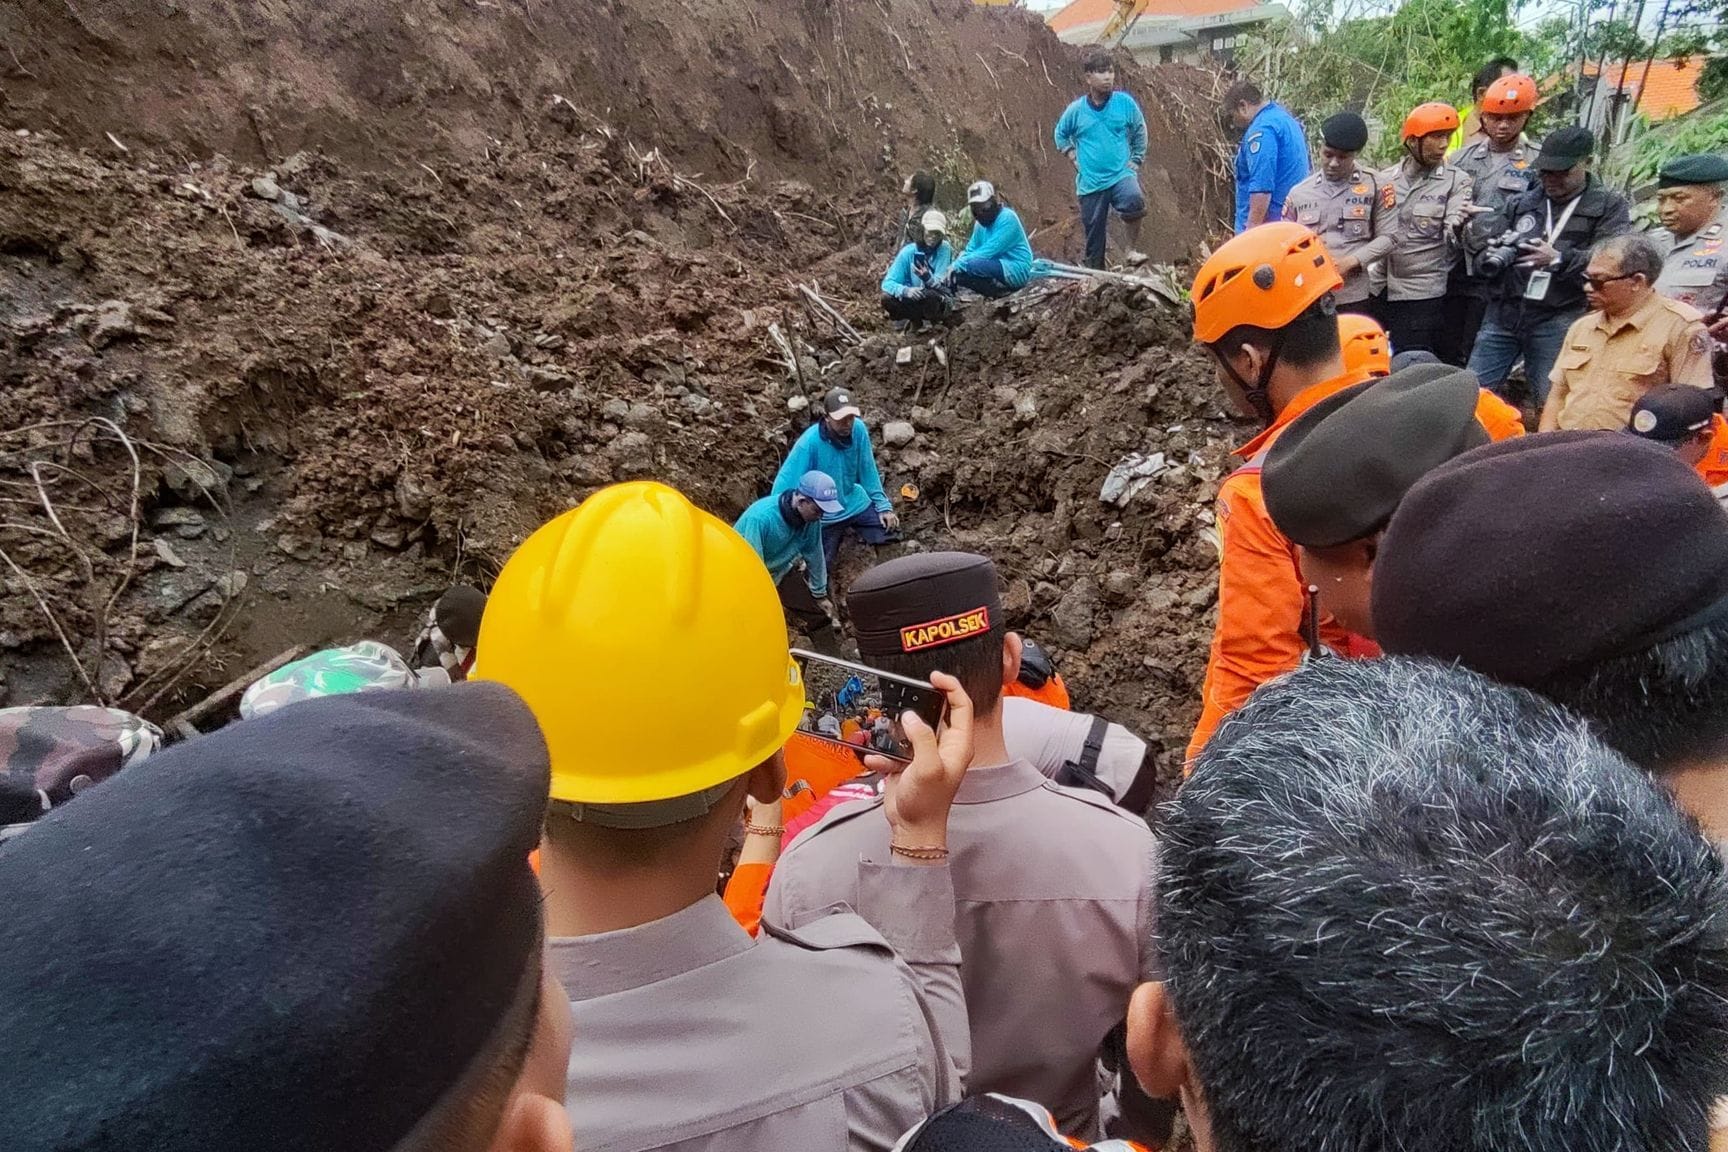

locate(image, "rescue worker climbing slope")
(1185, 223), (1376, 764)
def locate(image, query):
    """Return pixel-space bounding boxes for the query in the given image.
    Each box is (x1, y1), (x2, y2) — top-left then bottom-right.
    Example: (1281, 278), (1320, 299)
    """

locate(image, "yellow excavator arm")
(1098, 0), (1142, 43)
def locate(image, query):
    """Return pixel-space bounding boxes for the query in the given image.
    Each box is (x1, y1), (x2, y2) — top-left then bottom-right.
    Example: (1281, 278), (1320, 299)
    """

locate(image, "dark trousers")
(1375, 295), (1448, 357)
(1336, 298), (1377, 319)
(822, 505), (892, 566)
(1437, 284), (1490, 368)
(776, 569), (828, 630)
(881, 291), (950, 323)
(951, 258), (1016, 298)
(1078, 174), (1147, 269)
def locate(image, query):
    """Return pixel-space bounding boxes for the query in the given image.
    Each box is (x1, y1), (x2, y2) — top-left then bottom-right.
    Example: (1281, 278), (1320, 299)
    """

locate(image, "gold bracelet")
(743, 822), (784, 839)
(890, 843), (949, 861)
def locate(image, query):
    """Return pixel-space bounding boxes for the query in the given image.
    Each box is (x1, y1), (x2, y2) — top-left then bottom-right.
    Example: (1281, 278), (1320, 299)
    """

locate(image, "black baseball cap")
(824, 387), (862, 419)
(1629, 385), (1718, 443)
(1535, 125), (1594, 171)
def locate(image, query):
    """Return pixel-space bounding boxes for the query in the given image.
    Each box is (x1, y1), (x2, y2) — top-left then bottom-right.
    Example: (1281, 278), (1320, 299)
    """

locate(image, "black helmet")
(1018, 640), (1057, 689)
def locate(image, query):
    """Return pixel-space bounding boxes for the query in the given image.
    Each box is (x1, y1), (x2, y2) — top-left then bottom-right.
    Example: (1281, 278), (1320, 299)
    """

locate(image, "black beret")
(848, 552), (1002, 660)
(1535, 125), (1594, 171)
(1658, 153), (1728, 189)
(1630, 384), (1719, 442)
(1373, 431), (1728, 685)
(0, 682), (550, 1152)
(1321, 112), (1369, 152)
(1264, 363), (1489, 548)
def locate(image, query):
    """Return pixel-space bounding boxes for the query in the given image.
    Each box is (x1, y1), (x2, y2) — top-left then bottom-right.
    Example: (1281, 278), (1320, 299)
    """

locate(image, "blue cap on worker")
(797, 470), (845, 515)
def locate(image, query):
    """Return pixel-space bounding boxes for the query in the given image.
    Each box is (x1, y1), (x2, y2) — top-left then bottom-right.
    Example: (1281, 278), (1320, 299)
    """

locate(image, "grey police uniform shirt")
(1001, 696), (1148, 805)
(1374, 158), (1474, 301)
(1450, 137), (1536, 275)
(1282, 168), (1396, 304)
(1655, 207), (1728, 319)
(763, 759), (1159, 1142)
(552, 874), (969, 1152)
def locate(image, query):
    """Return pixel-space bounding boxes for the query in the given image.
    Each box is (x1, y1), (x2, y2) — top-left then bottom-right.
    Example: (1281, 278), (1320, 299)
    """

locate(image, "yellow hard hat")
(474, 481), (804, 806)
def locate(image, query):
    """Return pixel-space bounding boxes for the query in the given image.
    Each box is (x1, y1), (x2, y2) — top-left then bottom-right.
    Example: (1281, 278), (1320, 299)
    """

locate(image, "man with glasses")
(1540, 233), (1713, 431)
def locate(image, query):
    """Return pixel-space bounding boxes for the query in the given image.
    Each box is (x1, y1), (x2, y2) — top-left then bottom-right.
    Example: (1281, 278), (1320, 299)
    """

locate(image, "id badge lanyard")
(1526, 195), (1582, 301)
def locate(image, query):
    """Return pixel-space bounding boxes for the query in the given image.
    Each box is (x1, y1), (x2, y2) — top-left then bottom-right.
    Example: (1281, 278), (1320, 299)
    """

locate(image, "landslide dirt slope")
(0, 0), (1210, 258)
(0, 0), (1234, 793)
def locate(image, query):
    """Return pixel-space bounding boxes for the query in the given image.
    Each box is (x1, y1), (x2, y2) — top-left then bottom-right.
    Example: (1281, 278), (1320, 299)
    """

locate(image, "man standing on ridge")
(1055, 48), (1148, 269)
(1184, 221), (1376, 764)
(1224, 79), (1309, 233)
(1374, 102), (1473, 356)
(1283, 112), (1392, 314)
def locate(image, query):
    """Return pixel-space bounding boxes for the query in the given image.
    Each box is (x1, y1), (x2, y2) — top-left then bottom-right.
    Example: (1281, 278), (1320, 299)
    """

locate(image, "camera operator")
(1463, 126), (1632, 408)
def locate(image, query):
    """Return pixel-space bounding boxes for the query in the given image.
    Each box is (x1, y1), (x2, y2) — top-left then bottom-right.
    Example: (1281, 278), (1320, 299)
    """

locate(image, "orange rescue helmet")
(1338, 313), (1392, 377)
(1402, 102), (1461, 141)
(1481, 74), (1538, 115)
(1191, 222), (1343, 345)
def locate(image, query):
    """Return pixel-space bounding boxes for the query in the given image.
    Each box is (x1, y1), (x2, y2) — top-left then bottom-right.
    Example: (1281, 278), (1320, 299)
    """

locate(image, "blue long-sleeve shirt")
(1233, 101), (1310, 232)
(955, 207), (1035, 288)
(1054, 92), (1147, 196)
(771, 422), (892, 523)
(882, 240), (954, 297)
(734, 491), (828, 598)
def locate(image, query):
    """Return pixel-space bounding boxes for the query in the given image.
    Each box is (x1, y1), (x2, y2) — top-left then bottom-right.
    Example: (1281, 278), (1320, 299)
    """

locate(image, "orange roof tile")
(1583, 54), (1706, 120)
(1047, 0), (1262, 33)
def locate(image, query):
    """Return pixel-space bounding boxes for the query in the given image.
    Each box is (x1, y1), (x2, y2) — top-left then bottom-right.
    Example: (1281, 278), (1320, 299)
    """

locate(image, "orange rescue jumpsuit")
(1187, 373), (1526, 764)
(1698, 414), (1728, 487)
(1186, 368), (1376, 764)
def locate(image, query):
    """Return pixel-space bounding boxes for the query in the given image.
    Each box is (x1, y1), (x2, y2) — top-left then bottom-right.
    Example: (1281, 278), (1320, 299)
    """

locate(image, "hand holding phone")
(871, 671), (974, 856)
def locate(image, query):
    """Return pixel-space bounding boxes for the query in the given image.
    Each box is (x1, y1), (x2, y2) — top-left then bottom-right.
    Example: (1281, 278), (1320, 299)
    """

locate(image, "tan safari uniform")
(1655, 207), (1728, 319)
(1283, 167), (1395, 304)
(1544, 293), (1714, 431)
(764, 759), (1158, 1141)
(553, 866), (969, 1152)
(1374, 158), (1474, 301)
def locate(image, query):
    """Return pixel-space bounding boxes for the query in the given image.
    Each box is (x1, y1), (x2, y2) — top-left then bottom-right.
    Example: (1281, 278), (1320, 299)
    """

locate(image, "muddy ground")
(0, 0), (1236, 799)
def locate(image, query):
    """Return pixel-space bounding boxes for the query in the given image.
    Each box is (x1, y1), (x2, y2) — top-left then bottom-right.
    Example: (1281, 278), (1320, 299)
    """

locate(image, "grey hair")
(1161, 656), (1728, 1152)
(1596, 232), (1665, 283)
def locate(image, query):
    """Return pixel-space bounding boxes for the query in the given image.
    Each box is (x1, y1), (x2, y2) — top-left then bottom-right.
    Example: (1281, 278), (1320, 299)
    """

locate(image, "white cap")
(966, 180), (996, 205)
(920, 209), (948, 233)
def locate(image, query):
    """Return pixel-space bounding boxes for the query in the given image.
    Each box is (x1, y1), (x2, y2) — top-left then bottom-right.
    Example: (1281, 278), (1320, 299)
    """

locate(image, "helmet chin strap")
(1213, 329), (1287, 428)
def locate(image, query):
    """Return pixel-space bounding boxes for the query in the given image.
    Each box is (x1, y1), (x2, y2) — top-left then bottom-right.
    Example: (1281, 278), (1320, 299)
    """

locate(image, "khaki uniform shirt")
(764, 759), (1158, 1141)
(1282, 168), (1395, 304)
(1655, 207), (1728, 319)
(1449, 136), (1535, 218)
(553, 877), (968, 1152)
(1374, 159), (1474, 301)
(1545, 293), (1714, 432)
(1001, 696), (1150, 807)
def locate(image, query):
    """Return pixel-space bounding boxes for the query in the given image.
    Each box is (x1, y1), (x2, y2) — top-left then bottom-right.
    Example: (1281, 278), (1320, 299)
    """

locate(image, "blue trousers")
(822, 505), (892, 565)
(1079, 175), (1146, 269)
(951, 258), (1016, 298)
(1466, 308), (1577, 408)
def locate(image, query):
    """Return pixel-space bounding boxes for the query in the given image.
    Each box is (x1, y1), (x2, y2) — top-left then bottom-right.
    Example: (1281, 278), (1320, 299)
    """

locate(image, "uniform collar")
(1234, 365), (1375, 460)
(1595, 291), (1664, 336)
(1673, 207), (1728, 246)
(547, 894), (753, 1000)
(954, 758), (1050, 804)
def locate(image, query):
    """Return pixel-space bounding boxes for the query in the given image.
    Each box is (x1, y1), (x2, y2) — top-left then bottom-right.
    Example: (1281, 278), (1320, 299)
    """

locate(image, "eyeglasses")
(1584, 272), (1640, 289)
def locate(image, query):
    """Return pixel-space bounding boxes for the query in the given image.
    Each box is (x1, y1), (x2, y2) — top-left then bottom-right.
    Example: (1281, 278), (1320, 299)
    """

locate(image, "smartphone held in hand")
(791, 648), (946, 764)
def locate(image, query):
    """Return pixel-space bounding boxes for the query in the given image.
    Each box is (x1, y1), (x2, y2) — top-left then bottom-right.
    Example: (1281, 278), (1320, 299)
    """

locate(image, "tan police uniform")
(764, 761), (1158, 1141)
(554, 867), (969, 1152)
(1376, 158), (1474, 303)
(1655, 207), (1728, 320)
(1282, 166), (1395, 305)
(1545, 293), (1714, 432)
(1001, 696), (1152, 811)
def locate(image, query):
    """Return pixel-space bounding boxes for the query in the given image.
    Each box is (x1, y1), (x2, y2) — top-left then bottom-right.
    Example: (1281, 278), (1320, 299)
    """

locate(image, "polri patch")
(901, 607), (992, 652)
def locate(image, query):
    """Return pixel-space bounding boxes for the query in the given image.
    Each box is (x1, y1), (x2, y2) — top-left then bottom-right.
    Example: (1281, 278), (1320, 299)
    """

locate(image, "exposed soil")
(0, 0), (1235, 799)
